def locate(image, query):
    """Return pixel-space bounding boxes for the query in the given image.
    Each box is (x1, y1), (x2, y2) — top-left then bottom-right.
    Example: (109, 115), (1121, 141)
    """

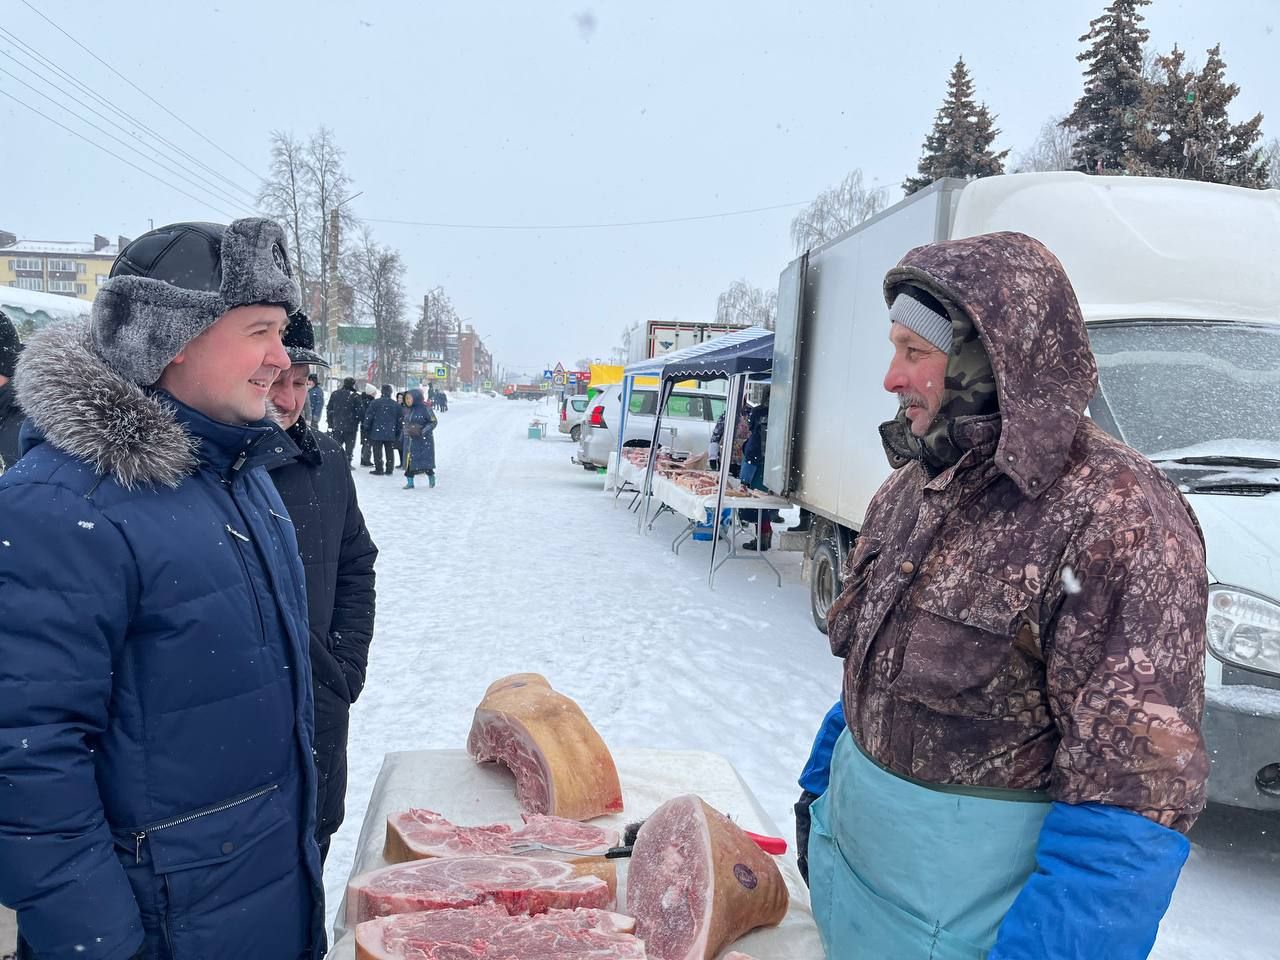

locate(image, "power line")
(0, 88), (240, 219)
(363, 200), (808, 232)
(0, 23), (259, 204)
(0, 44), (254, 211)
(19, 0), (265, 184)
(0, 63), (253, 215)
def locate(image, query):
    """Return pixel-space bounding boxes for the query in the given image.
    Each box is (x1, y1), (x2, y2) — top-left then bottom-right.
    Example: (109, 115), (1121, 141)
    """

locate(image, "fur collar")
(16, 321), (198, 489)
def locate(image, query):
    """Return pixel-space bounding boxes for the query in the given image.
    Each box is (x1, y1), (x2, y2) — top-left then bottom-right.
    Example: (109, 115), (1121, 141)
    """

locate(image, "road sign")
(433, 365), (448, 380)
(553, 373), (566, 386)
(567, 373), (578, 384)
(554, 362), (565, 375)
(482, 380), (492, 390)
(540, 382), (550, 390)
(543, 369), (554, 380)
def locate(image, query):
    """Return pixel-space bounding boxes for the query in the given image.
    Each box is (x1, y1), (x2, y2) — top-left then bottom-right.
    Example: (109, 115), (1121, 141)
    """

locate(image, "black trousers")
(372, 441), (396, 473)
(336, 430), (357, 463)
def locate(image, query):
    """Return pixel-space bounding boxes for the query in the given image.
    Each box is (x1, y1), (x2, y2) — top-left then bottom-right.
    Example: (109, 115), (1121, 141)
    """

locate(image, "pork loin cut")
(384, 809), (619, 863)
(467, 673), (624, 820)
(627, 795), (788, 960)
(347, 855), (617, 926)
(354, 903), (648, 959)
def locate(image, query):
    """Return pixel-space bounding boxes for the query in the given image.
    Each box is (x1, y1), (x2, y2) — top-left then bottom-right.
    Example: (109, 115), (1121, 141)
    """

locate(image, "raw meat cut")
(720, 954), (760, 960)
(354, 903), (648, 959)
(384, 808), (619, 863)
(347, 856), (617, 926)
(627, 795), (787, 960)
(467, 674), (624, 820)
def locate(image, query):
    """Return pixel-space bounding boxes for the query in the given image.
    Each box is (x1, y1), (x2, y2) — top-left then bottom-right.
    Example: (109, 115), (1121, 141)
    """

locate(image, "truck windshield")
(1088, 321), (1280, 463)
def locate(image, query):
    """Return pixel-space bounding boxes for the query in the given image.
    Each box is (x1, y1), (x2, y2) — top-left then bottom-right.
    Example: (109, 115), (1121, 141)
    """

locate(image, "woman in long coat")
(401, 388), (438, 488)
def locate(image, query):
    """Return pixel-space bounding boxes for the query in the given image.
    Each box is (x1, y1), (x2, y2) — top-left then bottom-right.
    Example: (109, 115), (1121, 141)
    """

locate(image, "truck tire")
(570, 424), (582, 442)
(810, 537), (842, 634)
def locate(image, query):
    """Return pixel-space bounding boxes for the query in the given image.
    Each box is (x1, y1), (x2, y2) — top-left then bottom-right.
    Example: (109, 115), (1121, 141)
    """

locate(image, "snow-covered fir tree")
(1062, 0), (1152, 173)
(903, 58), (1008, 195)
(1130, 44), (1269, 187)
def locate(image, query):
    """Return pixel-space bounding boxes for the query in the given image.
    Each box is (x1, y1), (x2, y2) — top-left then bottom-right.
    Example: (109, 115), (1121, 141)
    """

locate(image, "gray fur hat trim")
(91, 217), (301, 386)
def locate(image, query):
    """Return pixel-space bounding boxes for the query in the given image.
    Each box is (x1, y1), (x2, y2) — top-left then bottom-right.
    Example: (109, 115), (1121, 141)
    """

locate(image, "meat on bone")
(627, 795), (788, 960)
(467, 673), (624, 821)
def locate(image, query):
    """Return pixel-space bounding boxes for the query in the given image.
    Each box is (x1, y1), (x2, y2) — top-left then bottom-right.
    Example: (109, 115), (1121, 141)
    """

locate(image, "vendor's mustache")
(897, 392), (930, 411)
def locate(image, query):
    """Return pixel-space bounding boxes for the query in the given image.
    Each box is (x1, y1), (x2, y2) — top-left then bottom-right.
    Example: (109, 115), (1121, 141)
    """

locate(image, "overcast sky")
(2, 0), (1276, 375)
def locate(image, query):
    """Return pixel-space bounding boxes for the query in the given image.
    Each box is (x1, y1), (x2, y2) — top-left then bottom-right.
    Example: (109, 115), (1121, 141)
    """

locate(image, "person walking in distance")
(326, 376), (360, 466)
(307, 372), (324, 427)
(401, 387), (437, 489)
(362, 384), (403, 476)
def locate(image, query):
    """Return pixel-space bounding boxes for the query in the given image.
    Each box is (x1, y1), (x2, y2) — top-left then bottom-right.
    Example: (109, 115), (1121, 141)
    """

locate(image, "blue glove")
(798, 700), (845, 795)
(989, 801), (1190, 960)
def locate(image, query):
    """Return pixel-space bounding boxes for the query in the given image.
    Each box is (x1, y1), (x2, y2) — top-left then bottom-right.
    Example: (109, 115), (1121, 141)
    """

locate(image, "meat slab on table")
(627, 795), (788, 960)
(384, 808), (619, 863)
(347, 856), (617, 926)
(354, 904), (648, 960)
(466, 673), (624, 821)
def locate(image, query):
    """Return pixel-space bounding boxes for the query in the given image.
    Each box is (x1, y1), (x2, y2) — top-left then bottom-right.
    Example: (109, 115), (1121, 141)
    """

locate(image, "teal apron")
(809, 729), (1050, 959)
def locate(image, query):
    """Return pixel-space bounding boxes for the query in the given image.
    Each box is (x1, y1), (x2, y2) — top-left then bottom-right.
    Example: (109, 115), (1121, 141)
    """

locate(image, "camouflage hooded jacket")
(829, 232), (1209, 833)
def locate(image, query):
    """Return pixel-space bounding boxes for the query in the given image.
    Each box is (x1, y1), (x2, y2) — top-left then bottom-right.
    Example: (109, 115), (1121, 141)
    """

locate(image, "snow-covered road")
(325, 393), (1280, 959)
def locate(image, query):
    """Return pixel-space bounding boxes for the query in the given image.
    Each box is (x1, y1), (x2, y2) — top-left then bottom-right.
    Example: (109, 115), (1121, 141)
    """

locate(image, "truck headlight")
(1207, 586), (1280, 678)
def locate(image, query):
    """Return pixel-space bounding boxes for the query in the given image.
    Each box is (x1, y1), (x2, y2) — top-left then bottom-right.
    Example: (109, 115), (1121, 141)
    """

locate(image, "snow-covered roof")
(1, 239), (122, 257)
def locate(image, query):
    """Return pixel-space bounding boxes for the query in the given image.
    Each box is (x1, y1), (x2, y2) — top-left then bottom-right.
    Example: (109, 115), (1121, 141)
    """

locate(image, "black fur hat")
(91, 218), (301, 385)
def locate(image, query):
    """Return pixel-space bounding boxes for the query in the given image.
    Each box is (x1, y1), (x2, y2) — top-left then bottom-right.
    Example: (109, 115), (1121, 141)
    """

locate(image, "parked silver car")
(575, 383), (727, 470)
(558, 394), (590, 441)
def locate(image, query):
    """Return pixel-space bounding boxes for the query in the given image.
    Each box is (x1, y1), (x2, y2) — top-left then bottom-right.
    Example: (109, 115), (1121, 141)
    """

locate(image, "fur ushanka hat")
(92, 218), (301, 385)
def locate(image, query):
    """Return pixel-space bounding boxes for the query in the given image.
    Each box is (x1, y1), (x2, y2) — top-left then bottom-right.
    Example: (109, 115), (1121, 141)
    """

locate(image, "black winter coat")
(354, 393), (373, 440)
(363, 396), (403, 442)
(0, 384), (22, 473)
(326, 386), (360, 436)
(268, 420), (378, 854)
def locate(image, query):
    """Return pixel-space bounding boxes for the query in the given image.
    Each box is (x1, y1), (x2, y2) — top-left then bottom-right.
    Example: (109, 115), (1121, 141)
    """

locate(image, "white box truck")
(765, 171), (1280, 812)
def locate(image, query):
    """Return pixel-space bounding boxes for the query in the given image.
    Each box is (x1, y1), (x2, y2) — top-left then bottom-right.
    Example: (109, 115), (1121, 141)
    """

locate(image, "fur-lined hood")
(15, 320), (200, 489)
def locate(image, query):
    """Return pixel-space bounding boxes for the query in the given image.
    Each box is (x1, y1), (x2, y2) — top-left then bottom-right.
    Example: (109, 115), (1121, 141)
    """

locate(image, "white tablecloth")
(328, 748), (824, 959)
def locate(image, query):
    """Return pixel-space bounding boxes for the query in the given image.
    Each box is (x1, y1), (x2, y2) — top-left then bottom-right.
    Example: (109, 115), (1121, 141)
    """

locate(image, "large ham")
(467, 674), (624, 820)
(384, 808), (618, 863)
(627, 795), (788, 960)
(354, 904), (648, 960)
(347, 856), (617, 926)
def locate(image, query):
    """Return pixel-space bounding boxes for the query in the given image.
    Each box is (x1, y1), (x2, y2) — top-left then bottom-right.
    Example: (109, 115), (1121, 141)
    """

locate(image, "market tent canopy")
(623, 326), (772, 379)
(661, 327), (773, 382)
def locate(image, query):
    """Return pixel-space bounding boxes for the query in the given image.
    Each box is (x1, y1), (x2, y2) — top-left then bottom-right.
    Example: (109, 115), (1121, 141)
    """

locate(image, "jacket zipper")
(132, 783), (280, 864)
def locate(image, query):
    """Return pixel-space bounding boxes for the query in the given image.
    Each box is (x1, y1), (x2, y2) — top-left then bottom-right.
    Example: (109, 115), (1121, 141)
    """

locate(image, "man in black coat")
(362, 384), (403, 476)
(326, 376), (360, 465)
(268, 314), (378, 862)
(0, 310), (23, 473)
(355, 385), (375, 466)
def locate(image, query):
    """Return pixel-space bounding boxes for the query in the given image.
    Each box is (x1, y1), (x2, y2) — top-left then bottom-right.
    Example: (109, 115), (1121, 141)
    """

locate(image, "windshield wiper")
(1189, 480), (1280, 494)
(1161, 455), (1280, 469)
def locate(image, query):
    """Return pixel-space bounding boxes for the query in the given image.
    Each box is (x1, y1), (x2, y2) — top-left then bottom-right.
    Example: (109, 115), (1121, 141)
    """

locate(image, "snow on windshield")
(1089, 322), (1280, 459)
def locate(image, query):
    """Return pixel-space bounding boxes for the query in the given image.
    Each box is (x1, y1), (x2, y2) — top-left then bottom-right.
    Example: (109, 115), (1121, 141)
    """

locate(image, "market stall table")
(328, 748), (823, 959)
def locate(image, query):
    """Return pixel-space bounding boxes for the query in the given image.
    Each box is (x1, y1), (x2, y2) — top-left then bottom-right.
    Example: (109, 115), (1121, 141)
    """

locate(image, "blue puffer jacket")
(0, 323), (323, 960)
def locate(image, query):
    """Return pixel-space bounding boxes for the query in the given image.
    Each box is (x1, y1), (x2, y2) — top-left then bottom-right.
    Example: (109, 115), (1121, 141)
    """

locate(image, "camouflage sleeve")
(1043, 519), (1209, 834)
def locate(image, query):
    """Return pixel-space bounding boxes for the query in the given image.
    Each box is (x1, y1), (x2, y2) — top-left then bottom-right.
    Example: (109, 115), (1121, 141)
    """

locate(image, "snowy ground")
(311, 394), (1276, 958)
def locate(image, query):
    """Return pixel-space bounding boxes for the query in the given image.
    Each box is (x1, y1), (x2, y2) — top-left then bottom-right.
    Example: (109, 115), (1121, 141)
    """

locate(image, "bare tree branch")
(714, 279), (778, 330)
(790, 169), (888, 253)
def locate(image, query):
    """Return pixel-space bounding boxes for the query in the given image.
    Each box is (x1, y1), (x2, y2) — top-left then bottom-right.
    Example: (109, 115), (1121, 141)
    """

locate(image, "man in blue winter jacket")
(0, 220), (325, 960)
